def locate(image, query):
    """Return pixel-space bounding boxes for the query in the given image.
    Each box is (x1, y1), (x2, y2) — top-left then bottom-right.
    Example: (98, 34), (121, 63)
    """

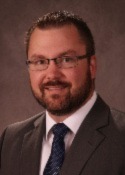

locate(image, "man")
(0, 11), (125, 175)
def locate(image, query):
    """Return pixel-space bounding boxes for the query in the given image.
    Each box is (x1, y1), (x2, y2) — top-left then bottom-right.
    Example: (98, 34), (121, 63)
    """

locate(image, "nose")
(45, 59), (63, 80)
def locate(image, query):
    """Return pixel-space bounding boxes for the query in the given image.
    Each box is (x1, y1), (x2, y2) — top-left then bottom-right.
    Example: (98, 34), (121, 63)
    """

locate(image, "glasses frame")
(26, 53), (92, 71)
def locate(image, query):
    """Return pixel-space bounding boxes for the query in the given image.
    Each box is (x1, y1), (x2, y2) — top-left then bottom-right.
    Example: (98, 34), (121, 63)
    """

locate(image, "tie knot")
(52, 123), (69, 138)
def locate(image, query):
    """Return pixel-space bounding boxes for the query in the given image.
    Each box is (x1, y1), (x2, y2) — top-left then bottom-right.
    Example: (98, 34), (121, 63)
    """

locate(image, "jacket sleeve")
(0, 129), (7, 169)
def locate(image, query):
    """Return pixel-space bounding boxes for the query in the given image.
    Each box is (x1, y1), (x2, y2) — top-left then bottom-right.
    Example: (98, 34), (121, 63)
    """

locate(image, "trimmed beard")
(31, 68), (94, 116)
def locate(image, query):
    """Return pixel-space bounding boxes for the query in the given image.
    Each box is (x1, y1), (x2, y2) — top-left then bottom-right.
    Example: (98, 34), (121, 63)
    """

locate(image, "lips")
(45, 85), (67, 90)
(44, 84), (68, 91)
(41, 80), (71, 91)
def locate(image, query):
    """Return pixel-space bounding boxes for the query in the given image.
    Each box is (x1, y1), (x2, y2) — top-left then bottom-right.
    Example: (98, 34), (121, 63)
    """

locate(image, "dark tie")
(43, 123), (69, 175)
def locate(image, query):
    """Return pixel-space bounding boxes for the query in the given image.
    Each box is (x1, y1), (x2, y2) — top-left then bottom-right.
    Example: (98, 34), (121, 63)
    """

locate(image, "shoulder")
(96, 95), (125, 130)
(1, 111), (46, 138)
(93, 95), (125, 134)
(0, 111), (46, 169)
(110, 108), (125, 130)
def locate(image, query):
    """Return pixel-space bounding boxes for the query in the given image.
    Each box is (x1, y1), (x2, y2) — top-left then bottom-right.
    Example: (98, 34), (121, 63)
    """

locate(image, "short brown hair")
(25, 10), (95, 56)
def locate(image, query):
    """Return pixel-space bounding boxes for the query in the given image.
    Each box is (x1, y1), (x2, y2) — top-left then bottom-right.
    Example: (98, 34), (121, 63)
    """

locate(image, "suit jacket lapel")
(60, 96), (110, 175)
(20, 115), (46, 175)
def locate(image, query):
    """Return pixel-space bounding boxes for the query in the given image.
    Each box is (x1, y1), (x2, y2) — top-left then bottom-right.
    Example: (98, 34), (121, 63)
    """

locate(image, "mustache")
(40, 80), (71, 89)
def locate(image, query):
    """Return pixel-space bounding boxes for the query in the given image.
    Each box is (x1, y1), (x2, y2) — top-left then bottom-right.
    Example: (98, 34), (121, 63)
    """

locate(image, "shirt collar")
(45, 91), (97, 139)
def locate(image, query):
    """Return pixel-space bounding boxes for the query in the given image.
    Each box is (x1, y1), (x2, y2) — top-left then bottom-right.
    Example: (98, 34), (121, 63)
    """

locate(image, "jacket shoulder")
(1, 111), (45, 138)
(110, 109), (125, 130)
(0, 111), (46, 170)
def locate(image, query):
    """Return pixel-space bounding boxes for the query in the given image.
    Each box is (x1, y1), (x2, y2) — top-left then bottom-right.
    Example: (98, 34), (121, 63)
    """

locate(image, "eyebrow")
(29, 49), (79, 60)
(58, 50), (79, 56)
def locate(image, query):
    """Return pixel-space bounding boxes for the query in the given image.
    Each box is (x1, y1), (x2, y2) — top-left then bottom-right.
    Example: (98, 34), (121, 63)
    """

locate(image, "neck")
(48, 90), (94, 123)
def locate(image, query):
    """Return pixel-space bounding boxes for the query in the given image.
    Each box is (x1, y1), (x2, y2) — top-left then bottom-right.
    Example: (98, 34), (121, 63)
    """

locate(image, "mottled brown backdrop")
(0, 0), (125, 134)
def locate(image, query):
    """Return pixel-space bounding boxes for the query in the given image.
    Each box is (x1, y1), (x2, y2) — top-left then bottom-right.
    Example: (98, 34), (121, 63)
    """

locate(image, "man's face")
(28, 25), (96, 117)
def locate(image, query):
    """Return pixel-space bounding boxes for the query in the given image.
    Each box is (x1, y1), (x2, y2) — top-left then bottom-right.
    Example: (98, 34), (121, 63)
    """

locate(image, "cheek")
(66, 68), (86, 90)
(29, 72), (43, 89)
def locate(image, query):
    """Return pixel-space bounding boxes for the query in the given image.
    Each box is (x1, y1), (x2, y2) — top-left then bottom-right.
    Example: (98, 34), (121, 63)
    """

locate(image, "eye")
(63, 56), (74, 63)
(34, 59), (46, 65)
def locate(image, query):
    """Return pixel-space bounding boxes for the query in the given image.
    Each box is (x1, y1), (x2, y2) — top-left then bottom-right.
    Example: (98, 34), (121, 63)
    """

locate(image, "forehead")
(28, 24), (86, 57)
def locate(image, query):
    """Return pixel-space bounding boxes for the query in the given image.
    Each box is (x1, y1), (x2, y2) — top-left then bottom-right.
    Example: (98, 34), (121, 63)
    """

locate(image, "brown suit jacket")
(0, 96), (125, 175)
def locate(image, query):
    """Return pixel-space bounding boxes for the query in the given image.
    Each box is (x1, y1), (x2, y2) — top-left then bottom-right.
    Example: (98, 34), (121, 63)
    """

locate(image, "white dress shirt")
(39, 91), (97, 175)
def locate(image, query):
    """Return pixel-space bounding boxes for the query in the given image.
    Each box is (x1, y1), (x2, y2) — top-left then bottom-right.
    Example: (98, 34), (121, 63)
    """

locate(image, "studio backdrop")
(0, 0), (125, 134)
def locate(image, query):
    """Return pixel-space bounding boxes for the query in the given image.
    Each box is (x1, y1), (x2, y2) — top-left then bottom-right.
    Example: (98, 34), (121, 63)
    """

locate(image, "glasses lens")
(59, 56), (77, 68)
(30, 59), (48, 71)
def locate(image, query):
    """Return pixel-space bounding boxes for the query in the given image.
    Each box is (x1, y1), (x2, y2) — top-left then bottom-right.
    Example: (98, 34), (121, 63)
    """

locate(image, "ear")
(89, 55), (97, 79)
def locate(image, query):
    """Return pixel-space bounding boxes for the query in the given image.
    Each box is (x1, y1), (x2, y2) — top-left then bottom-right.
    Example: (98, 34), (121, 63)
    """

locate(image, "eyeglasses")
(26, 54), (91, 71)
